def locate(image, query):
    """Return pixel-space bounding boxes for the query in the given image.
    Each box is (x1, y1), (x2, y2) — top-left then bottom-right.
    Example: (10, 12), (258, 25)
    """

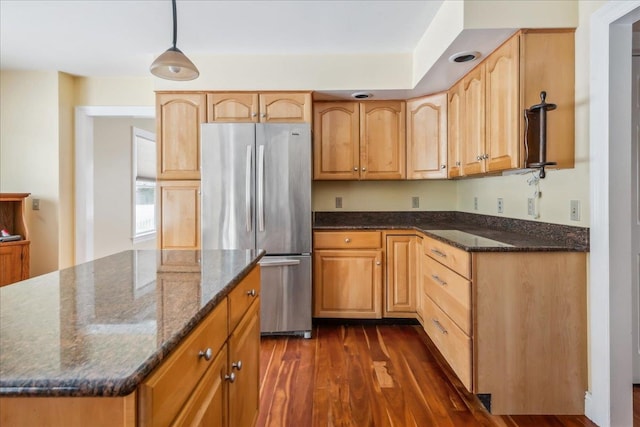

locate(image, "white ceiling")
(0, 0), (443, 77)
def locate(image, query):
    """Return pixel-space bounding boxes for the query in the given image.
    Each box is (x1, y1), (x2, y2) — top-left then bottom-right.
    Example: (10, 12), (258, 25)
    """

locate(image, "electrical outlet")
(411, 196), (419, 209)
(335, 197), (342, 209)
(527, 198), (535, 216)
(474, 197), (478, 211)
(32, 199), (40, 211)
(570, 200), (580, 221)
(497, 198), (504, 214)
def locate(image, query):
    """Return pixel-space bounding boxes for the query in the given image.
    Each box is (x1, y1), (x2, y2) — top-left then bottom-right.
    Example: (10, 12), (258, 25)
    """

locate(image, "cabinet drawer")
(229, 266), (261, 332)
(422, 295), (472, 391)
(314, 231), (381, 249)
(423, 236), (470, 279)
(140, 301), (228, 427)
(423, 254), (472, 335)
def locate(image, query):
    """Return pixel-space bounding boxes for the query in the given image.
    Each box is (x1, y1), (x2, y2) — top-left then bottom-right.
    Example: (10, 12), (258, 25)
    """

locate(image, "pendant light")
(150, 0), (199, 81)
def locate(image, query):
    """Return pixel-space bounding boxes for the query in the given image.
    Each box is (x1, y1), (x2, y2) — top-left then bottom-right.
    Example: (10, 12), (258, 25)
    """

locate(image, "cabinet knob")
(198, 348), (213, 361)
(225, 372), (236, 383)
(476, 155), (482, 161)
(344, 238), (351, 243)
(483, 153), (489, 159)
(232, 360), (243, 371)
(456, 161), (461, 166)
(441, 164), (446, 169)
(247, 289), (257, 297)
(252, 112), (257, 117)
(376, 261), (381, 265)
(353, 167), (358, 171)
(261, 113), (267, 118)
(362, 167), (366, 172)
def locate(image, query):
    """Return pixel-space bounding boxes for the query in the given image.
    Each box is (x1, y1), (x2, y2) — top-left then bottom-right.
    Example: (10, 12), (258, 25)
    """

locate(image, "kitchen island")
(0, 249), (264, 427)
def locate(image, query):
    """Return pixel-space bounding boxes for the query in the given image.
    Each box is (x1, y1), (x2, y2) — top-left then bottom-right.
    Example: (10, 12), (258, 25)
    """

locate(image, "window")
(132, 127), (156, 241)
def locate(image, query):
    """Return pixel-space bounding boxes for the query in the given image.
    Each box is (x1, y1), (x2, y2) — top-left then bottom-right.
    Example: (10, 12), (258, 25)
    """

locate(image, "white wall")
(93, 117), (155, 259)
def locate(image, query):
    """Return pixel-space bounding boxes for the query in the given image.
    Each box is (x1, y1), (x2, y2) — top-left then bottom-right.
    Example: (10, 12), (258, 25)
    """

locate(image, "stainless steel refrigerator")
(201, 123), (312, 338)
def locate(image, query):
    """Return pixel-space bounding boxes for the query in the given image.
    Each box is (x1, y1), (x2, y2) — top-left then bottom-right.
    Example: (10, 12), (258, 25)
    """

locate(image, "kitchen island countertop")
(0, 249), (265, 398)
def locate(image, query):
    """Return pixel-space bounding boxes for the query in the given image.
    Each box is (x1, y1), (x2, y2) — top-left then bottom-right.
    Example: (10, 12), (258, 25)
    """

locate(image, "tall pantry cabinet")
(156, 92), (312, 250)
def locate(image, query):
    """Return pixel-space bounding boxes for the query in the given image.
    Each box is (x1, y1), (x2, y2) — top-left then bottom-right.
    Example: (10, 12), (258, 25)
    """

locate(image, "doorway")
(74, 106), (155, 264)
(589, 2), (640, 426)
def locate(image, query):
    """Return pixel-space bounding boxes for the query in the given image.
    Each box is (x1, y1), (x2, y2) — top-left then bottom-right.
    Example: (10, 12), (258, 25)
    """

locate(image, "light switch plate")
(474, 197), (478, 211)
(497, 198), (504, 214)
(32, 198), (40, 211)
(570, 200), (580, 221)
(335, 197), (342, 209)
(411, 196), (419, 208)
(527, 198), (535, 216)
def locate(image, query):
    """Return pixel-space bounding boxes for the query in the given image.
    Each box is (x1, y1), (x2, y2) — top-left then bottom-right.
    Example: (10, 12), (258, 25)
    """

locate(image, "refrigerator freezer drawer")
(259, 255), (312, 337)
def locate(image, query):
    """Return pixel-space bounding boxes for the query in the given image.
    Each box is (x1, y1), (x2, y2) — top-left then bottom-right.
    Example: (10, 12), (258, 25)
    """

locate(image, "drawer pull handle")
(431, 274), (447, 286)
(225, 372), (236, 383)
(232, 360), (243, 371)
(199, 348), (213, 361)
(430, 248), (447, 258)
(344, 238), (351, 243)
(247, 289), (257, 297)
(432, 319), (448, 335)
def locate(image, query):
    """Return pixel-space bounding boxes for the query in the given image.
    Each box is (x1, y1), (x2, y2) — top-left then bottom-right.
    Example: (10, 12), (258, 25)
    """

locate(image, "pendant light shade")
(150, 0), (199, 81)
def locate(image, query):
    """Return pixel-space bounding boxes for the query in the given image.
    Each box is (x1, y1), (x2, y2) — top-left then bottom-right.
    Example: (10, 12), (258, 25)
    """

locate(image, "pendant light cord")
(172, 0), (177, 49)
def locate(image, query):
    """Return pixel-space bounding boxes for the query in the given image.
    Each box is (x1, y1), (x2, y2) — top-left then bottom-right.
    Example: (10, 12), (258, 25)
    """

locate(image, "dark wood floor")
(258, 324), (598, 427)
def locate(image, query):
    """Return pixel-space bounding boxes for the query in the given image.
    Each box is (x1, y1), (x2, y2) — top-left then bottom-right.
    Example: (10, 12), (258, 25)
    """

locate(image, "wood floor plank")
(258, 324), (599, 427)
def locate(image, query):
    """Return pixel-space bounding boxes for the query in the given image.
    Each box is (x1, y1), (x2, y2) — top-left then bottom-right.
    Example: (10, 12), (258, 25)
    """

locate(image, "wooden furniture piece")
(313, 101), (406, 180)
(207, 92), (312, 123)
(0, 264), (261, 427)
(156, 91), (311, 250)
(0, 193), (30, 287)
(313, 231), (383, 318)
(420, 235), (587, 414)
(384, 233), (418, 317)
(406, 93), (448, 179)
(449, 29), (575, 177)
(157, 181), (200, 250)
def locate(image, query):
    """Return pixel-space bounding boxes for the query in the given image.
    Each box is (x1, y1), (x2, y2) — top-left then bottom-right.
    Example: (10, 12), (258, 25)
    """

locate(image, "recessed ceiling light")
(351, 92), (373, 99)
(448, 51), (481, 63)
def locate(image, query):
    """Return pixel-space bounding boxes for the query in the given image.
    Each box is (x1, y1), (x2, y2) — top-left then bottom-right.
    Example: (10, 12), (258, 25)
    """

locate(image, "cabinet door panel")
(158, 181), (200, 250)
(447, 84), (463, 178)
(171, 345), (227, 427)
(313, 250), (382, 318)
(207, 93), (258, 123)
(157, 93), (205, 179)
(313, 102), (360, 180)
(385, 235), (417, 315)
(407, 94), (448, 179)
(229, 300), (260, 427)
(485, 36), (520, 172)
(360, 102), (406, 180)
(260, 93), (311, 122)
(0, 244), (27, 286)
(461, 68), (485, 176)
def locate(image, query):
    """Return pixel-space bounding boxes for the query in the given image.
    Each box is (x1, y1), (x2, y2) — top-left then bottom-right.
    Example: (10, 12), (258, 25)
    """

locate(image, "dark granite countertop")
(313, 211), (589, 252)
(0, 249), (265, 398)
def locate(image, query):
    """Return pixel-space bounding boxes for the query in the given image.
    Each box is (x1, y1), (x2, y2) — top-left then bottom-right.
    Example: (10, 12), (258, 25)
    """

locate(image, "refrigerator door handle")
(259, 259), (301, 267)
(258, 144), (265, 232)
(245, 145), (252, 232)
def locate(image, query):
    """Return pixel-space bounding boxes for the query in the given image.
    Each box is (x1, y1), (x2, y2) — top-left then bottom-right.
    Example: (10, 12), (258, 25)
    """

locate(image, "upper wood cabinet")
(157, 93), (206, 180)
(406, 93), (448, 179)
(207, 92), (311, 123)
(450, 29), (575, 177)
(313, 102), (360, 180)
(461, 65), (486, 176)
(447, 83), (463, 179)
(313, 101), (406, 180)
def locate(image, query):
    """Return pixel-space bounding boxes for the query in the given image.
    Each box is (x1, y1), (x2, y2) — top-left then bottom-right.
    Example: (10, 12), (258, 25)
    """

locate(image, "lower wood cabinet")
(384, 233), (418, 317)
(313, 231), (383, 318)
